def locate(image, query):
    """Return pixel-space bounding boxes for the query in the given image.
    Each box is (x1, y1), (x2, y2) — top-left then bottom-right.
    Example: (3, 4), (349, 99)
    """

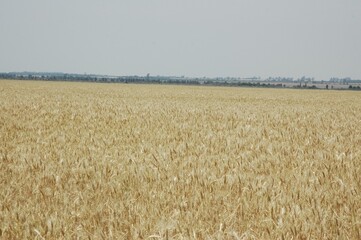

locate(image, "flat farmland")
(0, 80), (360, 239)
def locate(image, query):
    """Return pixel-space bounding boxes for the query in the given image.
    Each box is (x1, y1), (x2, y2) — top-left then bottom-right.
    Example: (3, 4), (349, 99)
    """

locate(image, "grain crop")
(0, 80), (360, 239)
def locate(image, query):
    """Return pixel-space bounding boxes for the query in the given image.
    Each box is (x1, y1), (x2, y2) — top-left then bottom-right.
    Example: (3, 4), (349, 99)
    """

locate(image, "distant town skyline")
(1, 0), (361, 80)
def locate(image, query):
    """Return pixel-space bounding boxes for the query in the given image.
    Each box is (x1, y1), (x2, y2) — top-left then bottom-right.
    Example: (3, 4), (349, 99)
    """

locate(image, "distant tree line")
(1, 72), (360, 91)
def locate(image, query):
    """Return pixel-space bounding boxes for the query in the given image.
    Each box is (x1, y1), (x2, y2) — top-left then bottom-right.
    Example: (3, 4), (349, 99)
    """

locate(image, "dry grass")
(0, 80), (360, 239)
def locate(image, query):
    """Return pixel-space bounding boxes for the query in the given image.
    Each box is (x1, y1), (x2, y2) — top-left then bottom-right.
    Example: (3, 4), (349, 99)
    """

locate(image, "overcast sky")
(1, 0), (360, 80)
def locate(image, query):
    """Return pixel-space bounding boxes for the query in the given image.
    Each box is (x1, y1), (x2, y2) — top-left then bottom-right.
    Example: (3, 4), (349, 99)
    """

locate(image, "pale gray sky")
(1, 0), (360, 80)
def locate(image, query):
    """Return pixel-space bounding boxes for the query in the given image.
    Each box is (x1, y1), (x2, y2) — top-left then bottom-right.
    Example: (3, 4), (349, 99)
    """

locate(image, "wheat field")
(0, 80), (360, 239)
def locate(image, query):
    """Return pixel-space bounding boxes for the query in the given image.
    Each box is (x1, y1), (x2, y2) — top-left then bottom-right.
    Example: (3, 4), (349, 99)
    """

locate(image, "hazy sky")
(1, 0), (360, 80)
